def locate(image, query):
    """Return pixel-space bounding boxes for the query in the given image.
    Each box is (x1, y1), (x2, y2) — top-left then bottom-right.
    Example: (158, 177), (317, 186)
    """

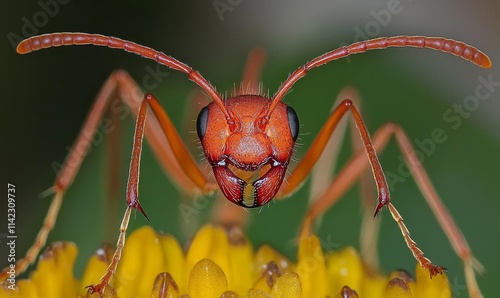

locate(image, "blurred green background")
(1, 0), (499, 296)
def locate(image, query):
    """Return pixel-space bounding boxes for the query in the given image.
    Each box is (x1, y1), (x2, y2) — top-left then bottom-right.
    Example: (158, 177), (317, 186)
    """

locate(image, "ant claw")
(86, 282), (116, 297)
(136, 202), (150, 221)
(129, 198), (150, 221)
(85, 284), (102, 296)
(428, 265), (448, 278)
(373, 202), (385, 217)
(373, 187), (390, 217)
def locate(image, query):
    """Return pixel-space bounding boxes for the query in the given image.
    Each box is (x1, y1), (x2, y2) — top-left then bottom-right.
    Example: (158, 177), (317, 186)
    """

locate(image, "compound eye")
(196, 106), (209, 139)
(287, 106), (299, 141)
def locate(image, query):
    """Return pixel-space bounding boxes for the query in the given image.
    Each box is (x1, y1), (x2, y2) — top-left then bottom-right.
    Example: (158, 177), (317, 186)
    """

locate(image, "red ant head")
(196, 95), (299, 208)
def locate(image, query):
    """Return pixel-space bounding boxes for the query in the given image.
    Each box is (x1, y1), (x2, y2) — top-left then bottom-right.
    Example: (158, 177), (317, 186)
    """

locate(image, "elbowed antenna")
(268, 36), (492, 117)
(16, 32), (232, 120)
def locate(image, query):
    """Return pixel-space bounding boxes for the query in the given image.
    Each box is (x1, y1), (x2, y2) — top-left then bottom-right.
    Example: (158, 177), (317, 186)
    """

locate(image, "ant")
(1, 33), (491, 297)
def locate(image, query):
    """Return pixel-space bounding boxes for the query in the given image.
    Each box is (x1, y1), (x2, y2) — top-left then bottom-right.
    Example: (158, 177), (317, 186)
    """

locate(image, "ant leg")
(0, 71), (125, 281)
(308, 87), (354, 203)
(90, 91), (220, 294)
(344, 90), (381, 270)
(0, 71), (215, 281)
(304, 87), (380, 270)
(295, 123), (392, 236)
(278, 99), (389, 212)
(301, 122), (483, 298)
(325, 89), (381, 269)
(390, 124), (483, 298)
(301, 87), (381, 269)
(357, 158), (380, 270)
(90, 90), (219, 294)
(277, 97), (393, 271)
(105, 102), (124, 241)
(87, 95), (149, 294)
(278, 97), (456, 280)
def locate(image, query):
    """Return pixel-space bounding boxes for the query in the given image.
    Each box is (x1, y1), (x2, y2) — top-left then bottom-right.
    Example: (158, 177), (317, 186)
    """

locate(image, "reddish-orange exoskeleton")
(1, 33), (491, 297)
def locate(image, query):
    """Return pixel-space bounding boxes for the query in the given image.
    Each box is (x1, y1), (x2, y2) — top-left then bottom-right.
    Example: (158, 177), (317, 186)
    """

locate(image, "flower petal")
(114, 226), (165, 297)
(1, 225), (452, 298)
(226, 226), (253, 296)
(387, 270), (416, 295)
(270, 272), (302, 298)
(325, 247), (363, 296)
(1, 280), (37, 298)
(30, 242), (78, 298)
(384, 271), (415, 298)
(188, 258), (228, 298)
(414, 264), (450, 298)
(186, 225), (232, 289)
(245, 288), (271, 298)
(359, 269), (386, 298)
(158, 233), (186, 293)
(296, 235), (327, 297)
(220, 290), (242, 297)
(79, 245), (113, 296)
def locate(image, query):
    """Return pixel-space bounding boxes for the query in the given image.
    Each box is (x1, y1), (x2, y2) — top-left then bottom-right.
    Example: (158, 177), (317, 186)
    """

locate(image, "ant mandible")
(1, 33), (491, 297)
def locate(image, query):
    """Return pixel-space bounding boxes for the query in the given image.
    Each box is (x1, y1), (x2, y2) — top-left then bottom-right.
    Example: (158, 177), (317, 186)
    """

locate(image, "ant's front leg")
(300, 117), (483, 298)
(87, 95), (150, 295)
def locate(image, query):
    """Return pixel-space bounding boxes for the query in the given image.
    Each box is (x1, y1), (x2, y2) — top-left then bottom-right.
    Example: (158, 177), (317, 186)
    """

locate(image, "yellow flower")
(0, 225), (451, 298)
